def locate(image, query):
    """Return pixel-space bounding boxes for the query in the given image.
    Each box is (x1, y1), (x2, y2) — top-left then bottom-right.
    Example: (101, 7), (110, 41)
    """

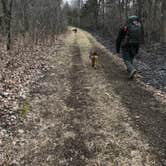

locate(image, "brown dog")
(89, 46), (100, 69)
(72, 28), (77, 34)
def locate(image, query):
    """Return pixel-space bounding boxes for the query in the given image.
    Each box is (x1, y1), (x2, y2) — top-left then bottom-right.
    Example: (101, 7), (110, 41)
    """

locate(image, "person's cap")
(127, 15), (139, 23)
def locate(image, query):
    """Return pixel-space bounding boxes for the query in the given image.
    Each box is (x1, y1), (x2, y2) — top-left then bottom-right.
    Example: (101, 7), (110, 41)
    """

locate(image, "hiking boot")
(129, 69), (137, 79)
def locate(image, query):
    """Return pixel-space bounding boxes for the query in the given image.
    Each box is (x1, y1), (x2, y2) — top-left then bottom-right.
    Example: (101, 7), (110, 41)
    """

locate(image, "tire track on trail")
(62, 38), (98, 165)
(86, 33), (166, 165)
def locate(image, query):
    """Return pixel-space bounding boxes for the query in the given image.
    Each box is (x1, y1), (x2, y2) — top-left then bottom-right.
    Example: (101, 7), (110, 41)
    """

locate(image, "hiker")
(116, 15), (142, 79)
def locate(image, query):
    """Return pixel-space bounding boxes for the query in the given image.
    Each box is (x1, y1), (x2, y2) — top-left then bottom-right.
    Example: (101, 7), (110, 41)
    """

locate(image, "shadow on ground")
(63, 38), (102, 165)
(100, 48), (166, 164)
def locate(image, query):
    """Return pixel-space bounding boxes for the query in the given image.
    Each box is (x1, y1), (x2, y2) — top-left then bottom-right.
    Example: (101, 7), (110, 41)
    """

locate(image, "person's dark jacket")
(116, 25), (140, 54)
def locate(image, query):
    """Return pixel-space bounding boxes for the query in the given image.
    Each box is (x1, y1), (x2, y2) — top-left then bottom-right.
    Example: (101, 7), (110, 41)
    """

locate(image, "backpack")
(125, 16), (142, 45)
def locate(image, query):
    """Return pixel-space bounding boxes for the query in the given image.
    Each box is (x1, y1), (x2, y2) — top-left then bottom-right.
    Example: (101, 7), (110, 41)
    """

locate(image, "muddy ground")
(0, 29), (166, 166)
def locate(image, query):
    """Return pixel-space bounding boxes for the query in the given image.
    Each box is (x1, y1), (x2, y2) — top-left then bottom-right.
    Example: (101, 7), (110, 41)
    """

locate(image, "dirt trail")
(1, 29), (166, 166)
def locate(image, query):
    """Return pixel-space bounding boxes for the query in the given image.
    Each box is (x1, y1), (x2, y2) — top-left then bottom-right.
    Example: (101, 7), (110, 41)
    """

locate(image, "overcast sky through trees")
(63, 0), (72, 4)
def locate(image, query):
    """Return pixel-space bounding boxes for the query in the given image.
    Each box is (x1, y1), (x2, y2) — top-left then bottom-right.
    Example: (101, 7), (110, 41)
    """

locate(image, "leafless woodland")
(67, 0), (166, 43)
(0, 0), (67, 50)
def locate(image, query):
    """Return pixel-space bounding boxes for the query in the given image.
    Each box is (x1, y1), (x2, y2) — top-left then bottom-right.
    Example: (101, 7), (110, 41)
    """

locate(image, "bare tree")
(161, 0), (166, 42)
(1, 0), (14, 50)
(0, 0), (68, 49)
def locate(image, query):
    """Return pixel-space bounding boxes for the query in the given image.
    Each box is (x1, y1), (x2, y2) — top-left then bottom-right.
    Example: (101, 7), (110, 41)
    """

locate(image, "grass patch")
(18, 100), (31, 118)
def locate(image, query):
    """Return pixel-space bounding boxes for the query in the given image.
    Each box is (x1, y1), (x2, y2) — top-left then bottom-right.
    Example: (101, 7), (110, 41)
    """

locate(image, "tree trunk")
(161, 0), (166, 42)
(137, 0), (143, 19)
(94, 0), (98, 30)
(1, 0), (13, 50)
(6, 0), (13, 50)
(125, 0), (129, 19)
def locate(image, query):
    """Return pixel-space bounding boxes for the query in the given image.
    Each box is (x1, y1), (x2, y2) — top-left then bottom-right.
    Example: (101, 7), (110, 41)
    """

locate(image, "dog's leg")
(92, 57), (95, 68)
(94, 58), (96, 69)
(94, 56), (98, 69)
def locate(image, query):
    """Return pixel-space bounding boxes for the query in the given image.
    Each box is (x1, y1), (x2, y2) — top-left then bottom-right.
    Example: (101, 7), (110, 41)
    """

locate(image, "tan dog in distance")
(72, 28), (77, 34)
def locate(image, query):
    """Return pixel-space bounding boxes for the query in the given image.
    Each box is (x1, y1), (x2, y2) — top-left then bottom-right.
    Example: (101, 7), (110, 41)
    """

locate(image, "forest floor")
(0, 28), (166, 166)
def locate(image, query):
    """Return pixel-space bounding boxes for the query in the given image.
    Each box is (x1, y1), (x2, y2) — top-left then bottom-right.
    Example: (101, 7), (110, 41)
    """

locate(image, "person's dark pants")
(122, 46), (138, 74)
